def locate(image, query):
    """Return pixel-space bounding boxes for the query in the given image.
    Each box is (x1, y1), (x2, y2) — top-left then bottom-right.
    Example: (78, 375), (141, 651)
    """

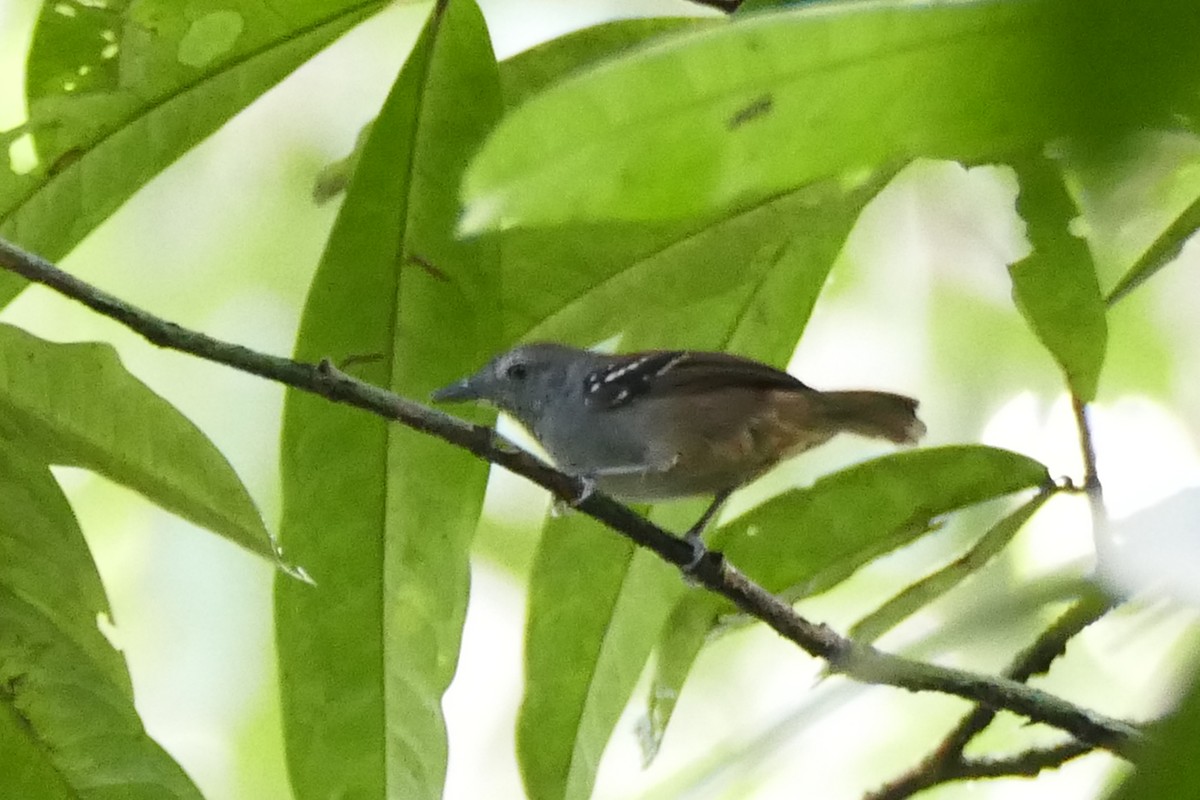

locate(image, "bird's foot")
(551, 476), (597, 517)
(681, 528), (708, 573)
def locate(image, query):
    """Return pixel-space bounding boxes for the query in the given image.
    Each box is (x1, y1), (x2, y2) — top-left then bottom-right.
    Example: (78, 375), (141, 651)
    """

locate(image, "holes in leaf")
(8, 132), (39, 176)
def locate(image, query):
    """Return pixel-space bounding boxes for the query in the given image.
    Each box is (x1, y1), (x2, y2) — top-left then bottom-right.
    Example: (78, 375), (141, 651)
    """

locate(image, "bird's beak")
(431, 375), (481, 403)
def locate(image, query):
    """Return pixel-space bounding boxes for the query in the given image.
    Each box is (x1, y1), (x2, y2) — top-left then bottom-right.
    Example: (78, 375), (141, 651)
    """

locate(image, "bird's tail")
(815, 390), (926, 445)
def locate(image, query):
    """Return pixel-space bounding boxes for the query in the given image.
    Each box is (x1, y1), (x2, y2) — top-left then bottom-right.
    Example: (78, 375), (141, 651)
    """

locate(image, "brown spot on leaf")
(407, 253), (450, 283)
(727, 95), (774, 130)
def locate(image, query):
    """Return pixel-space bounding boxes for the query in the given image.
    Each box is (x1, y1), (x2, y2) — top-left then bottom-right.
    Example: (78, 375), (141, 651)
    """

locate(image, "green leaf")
(462, 0), (1200, 230)
(459, 0), (1050, 228)
(274, 3), (502, 799)
(0, 323), (274, 559)
(313, 17), (708, 205)
(641, 591), (723, 767)
(513, 172), (887, 799)
(1107, 191), (1200, 305)
(501, 172), (892, 352)
(717, 446), (1050, 590)
(500, 17), (716, 109)
(646, 446), (1050, 750)
(519, 514), (685, 800)
(1078, 132), (1200, 305)
(850, 488), (1053, 643)
(0, 0), (388, 308)
(0, 441), (127, 696)
(1009, 154), (1108, 401)
(0, 443), (200, 800)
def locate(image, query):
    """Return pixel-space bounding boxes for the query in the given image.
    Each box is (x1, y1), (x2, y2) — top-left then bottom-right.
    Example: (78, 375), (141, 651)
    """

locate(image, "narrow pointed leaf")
(0, 323), (273, 559)
(715, 446), (1050, 591)
(514, 174), (886, 797)
(519, 515), (685, 800)
(0, 443), (200, 799)
(275, 3), (501, 799)
(647, 446), (1050, 748)
(1107, 192), (1200, 304)
(0, 0), (388, 307)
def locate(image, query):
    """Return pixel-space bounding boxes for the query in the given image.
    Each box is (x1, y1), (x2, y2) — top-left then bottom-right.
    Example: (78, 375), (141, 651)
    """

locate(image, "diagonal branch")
(866, 396), (1118, 798)
(0, 236), (1141, 756)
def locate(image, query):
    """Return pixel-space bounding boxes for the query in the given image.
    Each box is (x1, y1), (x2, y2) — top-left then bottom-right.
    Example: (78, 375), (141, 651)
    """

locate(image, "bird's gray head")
(432, 343), (594, 425)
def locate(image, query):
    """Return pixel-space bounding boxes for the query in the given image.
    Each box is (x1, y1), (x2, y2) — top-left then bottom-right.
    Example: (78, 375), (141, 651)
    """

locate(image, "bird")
(433, 343), (924, 567)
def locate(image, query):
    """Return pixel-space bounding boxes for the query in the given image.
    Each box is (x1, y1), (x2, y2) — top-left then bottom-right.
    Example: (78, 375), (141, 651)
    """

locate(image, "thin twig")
(1073, 394), (1114, 564)
(866, 395), (1119, 798)
(0, 236), (1142, 756)
(865, 740), (1098, 800)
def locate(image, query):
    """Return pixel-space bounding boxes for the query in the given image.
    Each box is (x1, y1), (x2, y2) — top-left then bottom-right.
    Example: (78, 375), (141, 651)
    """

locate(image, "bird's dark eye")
(505, 362), (528, 380)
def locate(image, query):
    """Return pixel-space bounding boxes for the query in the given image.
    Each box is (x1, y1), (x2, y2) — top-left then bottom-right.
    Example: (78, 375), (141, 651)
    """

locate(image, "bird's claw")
(682, 529), (707, 573)
(551, 476), (597, 518)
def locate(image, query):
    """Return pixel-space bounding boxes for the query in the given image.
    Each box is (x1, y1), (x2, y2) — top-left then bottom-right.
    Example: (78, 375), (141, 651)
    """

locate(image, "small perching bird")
(433, 343), (925, 568)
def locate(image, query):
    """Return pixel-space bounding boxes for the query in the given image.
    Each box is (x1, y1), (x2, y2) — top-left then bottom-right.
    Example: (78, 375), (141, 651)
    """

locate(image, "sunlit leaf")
(274, 2), (502, 798)
(0, 323), (274, 559)
(463, 0), (1200, 230)
(1058, 132), (1200, 300)
(718, 446), (1049, 589)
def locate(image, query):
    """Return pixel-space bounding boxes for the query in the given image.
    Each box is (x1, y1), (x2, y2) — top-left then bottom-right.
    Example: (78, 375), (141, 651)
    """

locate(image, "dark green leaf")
(0, 443), (200, 800)
(275, 2), (501, 798)
(0, 323), (274, 559)
(1009, 154), (1108, 401)
(0, 0), (388, 308)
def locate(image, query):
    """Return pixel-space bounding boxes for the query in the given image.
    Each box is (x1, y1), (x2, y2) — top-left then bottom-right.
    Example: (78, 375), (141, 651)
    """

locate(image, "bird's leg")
(682, 488), (732, 571)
